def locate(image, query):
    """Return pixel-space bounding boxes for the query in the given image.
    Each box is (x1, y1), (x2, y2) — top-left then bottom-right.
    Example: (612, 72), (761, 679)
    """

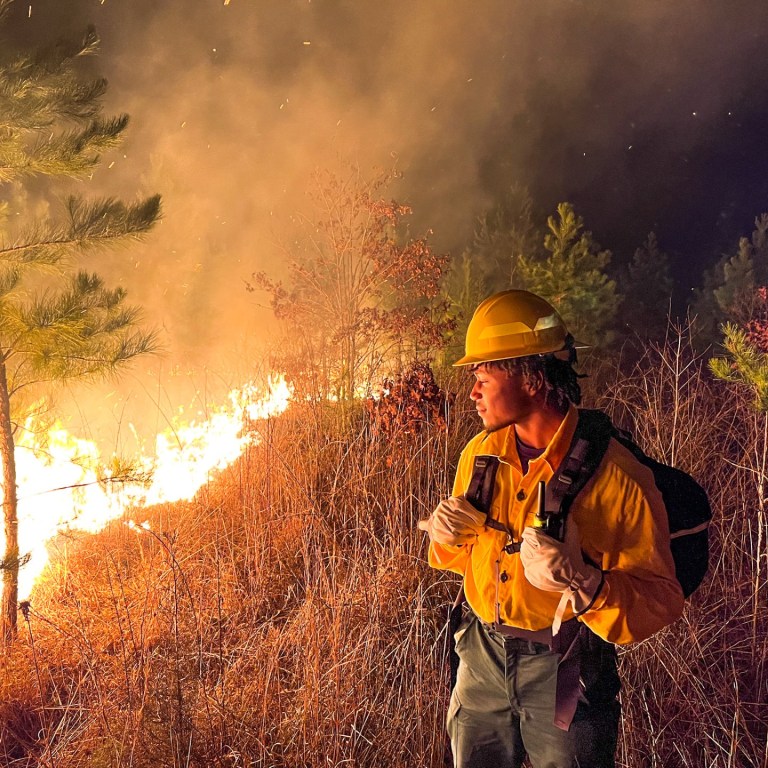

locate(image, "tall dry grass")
(0, 371), (472, 768)
(0, 329), (765, 767)
(595, 324), (768, 768)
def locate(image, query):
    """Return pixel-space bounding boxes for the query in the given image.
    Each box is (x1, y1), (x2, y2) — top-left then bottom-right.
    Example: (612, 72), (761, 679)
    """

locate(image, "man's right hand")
(418, 496), (487, 546)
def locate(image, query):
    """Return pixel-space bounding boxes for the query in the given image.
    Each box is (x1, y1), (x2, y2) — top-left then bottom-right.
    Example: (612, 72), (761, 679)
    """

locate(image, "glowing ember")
(3, 375), (292, 599)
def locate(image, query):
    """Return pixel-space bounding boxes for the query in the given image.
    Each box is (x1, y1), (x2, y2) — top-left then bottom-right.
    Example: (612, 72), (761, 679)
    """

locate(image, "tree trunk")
(0, 358), (18, 646)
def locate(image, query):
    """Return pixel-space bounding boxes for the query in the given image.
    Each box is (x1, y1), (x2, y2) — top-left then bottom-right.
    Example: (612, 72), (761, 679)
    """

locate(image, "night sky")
(4, 0), (768, 377)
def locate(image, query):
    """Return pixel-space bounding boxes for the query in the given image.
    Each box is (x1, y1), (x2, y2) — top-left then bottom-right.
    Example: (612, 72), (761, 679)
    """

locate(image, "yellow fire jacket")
(428, 406), (685, 645)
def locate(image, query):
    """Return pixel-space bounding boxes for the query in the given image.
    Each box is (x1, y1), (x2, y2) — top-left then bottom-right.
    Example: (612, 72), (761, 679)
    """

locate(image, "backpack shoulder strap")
(544, 409), (615, 525)
(466, 455), (501, 514)
(466, 454), (515, 539)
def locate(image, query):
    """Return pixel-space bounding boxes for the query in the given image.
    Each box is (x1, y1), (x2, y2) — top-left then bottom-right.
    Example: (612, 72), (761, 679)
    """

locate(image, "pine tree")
(469, 185), (539, 291)
(710, 323), (768, 410)
(0, 5), (160, 644)
(691, 214), (768, 347)
(619, 232), (674, 339)
(445, 197), (621, 352)
(441, 186), (540, 358)
(709, 308), (768, 615)
(750, 213), (768, 285)
(714, 238), (756, 321)
(439, 249), (486, 362)
(517, 202), (621, 346)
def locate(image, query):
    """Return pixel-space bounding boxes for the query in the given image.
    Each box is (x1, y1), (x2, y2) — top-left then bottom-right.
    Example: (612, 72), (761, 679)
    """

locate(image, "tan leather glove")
(418, 496), (487, 546)
(520, 520), (604, 632)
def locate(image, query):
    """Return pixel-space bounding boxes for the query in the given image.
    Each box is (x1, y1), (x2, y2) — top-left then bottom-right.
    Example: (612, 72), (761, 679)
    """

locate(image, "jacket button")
(516, 490), (526, 501)
(500, 571), (509, 583)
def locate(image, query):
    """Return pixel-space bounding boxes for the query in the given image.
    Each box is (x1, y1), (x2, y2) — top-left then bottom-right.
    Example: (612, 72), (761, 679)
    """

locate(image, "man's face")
(469, 363), (537, 432)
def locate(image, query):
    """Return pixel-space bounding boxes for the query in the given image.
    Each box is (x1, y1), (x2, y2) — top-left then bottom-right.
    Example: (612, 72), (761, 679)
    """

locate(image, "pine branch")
(0, 0), (13, 25)
(29, 327), (159, 382)
(709, 322), (768, 411)
(68, 195), (162, 241)
(0, 266), (20, 298)
(0, 115), (129, 181)
(0, 223), (75, 266)
(0, 23), (105, 135)
(0, 75), (109, 132)
(30, 25), (100, 75)
(0, 195), (161, 265)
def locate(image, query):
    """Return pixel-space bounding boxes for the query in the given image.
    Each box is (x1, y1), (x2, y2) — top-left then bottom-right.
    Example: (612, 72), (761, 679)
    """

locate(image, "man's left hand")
(520, 520), (604, 615)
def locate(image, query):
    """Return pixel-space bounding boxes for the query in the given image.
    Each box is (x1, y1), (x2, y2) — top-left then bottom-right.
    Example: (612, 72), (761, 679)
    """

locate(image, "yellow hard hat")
(454, 289), (581, 367)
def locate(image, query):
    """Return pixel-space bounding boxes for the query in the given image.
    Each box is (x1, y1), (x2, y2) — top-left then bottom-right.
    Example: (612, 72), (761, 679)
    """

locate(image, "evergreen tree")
(470, 185), (539, 291)
(714, 238), (756, 321)
(710, 322), (768, 409)
(619, 232), (674, 339)
(441, 249), (490, 362)
(0, 5), (160, 644)
(709, 316), (768, 613)
(692, 214), (768, 346)
(690, 259), (726, 347)
(517, 202), (621, 346)
(446, 196), (621, 353)
(442, 186), (540, 359)
(750, 213), (768, 285)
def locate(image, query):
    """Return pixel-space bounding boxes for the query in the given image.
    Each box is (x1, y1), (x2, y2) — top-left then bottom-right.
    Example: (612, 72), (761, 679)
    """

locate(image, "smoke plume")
(5, 0), (768, 443)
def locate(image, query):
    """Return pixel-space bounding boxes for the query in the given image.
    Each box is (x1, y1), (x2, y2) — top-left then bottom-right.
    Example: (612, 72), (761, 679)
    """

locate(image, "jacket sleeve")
(425, 441), (477, 575)
(576, 455), (685, 645)
(427, 540), (471, 574)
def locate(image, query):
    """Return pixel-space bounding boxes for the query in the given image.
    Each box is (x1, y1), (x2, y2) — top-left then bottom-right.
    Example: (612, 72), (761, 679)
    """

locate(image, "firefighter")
(419, 290), (684, 768)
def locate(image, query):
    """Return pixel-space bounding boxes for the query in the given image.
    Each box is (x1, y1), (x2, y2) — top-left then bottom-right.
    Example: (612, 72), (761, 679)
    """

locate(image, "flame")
(3, 374), (292, 599)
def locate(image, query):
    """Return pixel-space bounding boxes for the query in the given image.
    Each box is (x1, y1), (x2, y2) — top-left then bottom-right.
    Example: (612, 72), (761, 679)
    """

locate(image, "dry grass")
(0, 333), (765, 767)
(595, 326), (768, 768)
(1, 382), (468, 768)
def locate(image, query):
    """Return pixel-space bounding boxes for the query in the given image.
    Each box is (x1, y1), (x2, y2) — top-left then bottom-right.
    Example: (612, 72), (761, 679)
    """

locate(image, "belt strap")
(482, 620), (552, 645)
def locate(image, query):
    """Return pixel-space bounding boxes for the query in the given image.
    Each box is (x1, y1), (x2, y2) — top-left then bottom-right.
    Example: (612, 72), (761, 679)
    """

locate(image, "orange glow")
(3, 374), (292, 599)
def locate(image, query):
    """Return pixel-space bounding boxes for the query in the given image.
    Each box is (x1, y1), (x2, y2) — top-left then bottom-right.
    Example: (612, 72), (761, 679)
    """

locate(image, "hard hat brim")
(453, 338), (590, 367)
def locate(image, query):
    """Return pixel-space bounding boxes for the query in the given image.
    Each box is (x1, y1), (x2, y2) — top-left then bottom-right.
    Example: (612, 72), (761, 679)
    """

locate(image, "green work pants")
(448, 612), (620, 768)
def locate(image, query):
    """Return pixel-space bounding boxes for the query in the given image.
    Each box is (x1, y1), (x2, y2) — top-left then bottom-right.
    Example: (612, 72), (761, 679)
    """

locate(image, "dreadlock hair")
(483, 335), (584, 411)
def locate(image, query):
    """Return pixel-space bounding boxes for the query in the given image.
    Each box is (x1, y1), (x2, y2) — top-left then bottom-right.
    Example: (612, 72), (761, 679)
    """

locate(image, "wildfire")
(6, 375), (292, 599)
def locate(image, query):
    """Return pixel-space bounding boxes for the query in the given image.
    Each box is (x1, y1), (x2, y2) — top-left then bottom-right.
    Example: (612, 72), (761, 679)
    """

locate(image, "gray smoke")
(5, 0), (768, 445)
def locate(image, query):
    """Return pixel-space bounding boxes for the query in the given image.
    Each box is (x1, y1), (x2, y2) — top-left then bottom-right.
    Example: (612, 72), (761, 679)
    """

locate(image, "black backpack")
(538, 408), (712, 598)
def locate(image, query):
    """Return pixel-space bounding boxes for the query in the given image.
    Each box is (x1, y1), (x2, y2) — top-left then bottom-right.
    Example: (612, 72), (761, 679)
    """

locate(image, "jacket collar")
(478, 404), (578, 475)
(534, 404), (578, 472)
